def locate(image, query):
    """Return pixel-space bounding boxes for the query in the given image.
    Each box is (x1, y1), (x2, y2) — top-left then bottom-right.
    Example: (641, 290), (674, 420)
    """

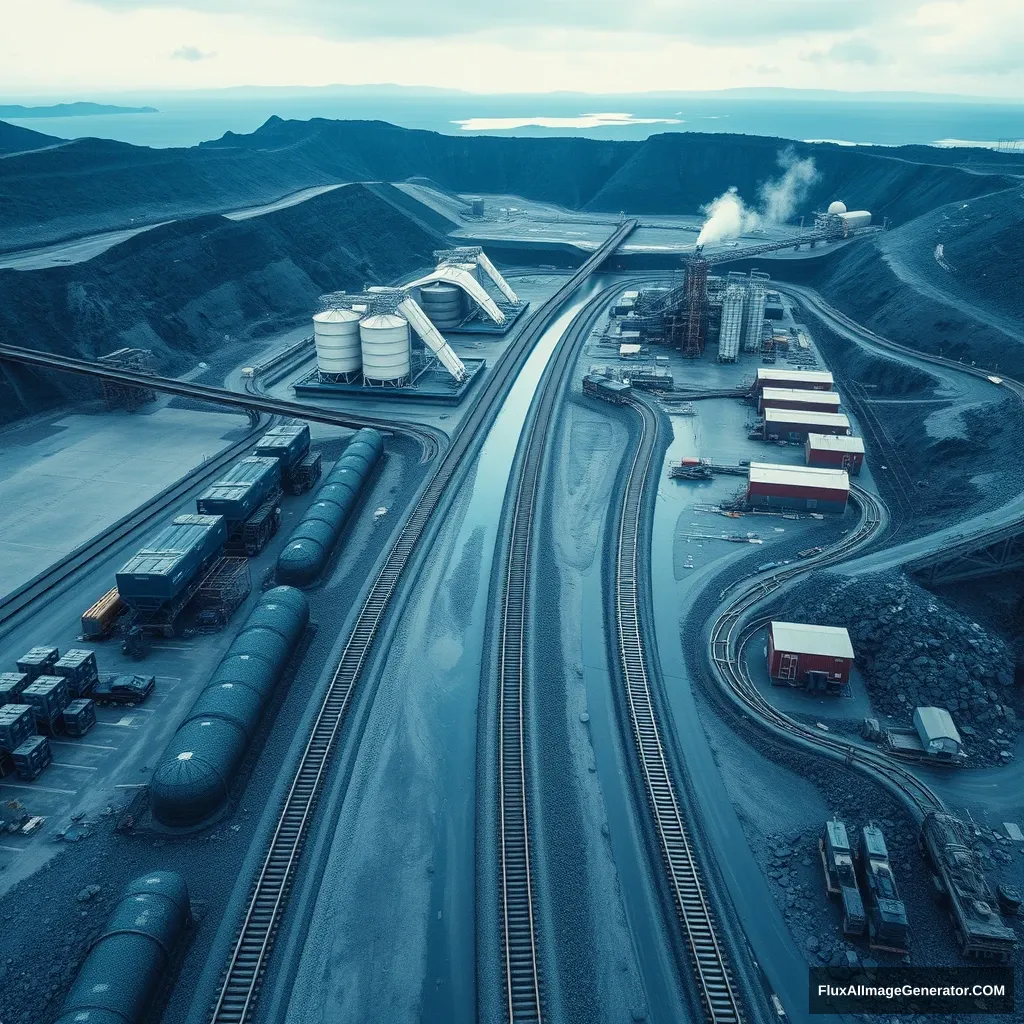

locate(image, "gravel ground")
(0, 434), (428, 1024)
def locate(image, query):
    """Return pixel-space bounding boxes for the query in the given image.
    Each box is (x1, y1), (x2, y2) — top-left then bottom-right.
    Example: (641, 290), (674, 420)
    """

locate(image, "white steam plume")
(759, 147), (821, 223)
(696, 187), (760, 246)
(695, 149), (821, 246)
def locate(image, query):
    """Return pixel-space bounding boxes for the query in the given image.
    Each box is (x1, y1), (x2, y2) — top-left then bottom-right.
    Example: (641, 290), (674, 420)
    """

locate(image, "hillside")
(0, 183), (438, 423)
(0, 118), (63, 156)
(0, 118), (1017, 252)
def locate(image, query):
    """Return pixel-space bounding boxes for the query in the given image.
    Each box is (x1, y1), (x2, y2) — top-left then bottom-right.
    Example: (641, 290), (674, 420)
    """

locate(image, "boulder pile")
(788, 572), (1020, 765)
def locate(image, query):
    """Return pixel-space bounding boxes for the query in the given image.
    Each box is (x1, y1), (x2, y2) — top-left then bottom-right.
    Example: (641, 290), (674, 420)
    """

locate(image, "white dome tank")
(360, 314), (411, 384)
(827, 200), (847, 215)
(313, 308), (361, 377)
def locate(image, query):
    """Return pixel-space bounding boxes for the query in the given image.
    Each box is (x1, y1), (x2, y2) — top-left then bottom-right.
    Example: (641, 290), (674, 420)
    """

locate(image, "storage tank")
(838, 210), (872, 229)
(150, 587), (309, 826)
(313, 308), (361, 379)
(54, 872), (191, 1024)
(419, 282), (466, 329)
(360, 314), (411, 385)
(276, 429), (384, 586)
(827, 200), (847, 215)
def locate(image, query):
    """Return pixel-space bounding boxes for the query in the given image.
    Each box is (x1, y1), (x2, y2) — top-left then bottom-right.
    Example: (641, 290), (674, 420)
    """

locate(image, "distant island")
(0, 102), (158, 118)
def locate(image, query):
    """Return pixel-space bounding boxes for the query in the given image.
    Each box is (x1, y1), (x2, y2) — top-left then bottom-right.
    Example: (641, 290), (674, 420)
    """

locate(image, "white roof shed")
(913, 706), (963, 756)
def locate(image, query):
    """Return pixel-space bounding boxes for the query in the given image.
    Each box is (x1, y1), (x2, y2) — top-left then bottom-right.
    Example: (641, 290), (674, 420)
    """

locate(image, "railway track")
(207, 221), (636, 1024)
(707, 484), (944, 819)
(613, 395), (745, 1024)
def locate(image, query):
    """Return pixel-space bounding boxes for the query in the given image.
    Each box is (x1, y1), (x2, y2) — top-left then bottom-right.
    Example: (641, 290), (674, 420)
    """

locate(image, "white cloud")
(0, 0), (1020, 97)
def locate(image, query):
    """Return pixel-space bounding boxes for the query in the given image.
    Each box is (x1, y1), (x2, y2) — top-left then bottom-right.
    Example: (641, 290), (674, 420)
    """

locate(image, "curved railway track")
(206, 221), (636, 1024)
(613, 395), (745, 1024)
(707, 484), (944, 819)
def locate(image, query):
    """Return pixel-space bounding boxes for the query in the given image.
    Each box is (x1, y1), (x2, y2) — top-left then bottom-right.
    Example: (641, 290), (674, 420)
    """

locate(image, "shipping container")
(763, 408), (850, 441)
(0, 673), (29, 703)
(767, 621), (854, 688)
(81, 586), (126, 639)
(52, 649), (99, 698)
(747, 463), (850, 513)
(759, 387), (842, 415)
(15, 646), (59, 682)
(583, 374), (632, 405)
(805, 433), (865, 475)
(289, 450), (323, 495)
(753, 367), (833, 394)
(63, 699), (97, 738)
(254, 423), (311, 473)
(116, 514), (227, 611)
(196, 455), (281, 525)
(0, 704), (35, 752)
(12, 735), (51, 780)
(21, 675), (70, 727)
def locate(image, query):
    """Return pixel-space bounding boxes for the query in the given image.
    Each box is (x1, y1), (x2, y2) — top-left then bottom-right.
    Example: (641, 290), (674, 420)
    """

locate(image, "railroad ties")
(615, 398), (745, 1024)
(206, 221), (636, 1024)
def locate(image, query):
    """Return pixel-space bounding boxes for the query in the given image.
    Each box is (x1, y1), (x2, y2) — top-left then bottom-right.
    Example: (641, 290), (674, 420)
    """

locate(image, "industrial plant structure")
(747, 463), (850, 512)
(767, 621), (855, 689)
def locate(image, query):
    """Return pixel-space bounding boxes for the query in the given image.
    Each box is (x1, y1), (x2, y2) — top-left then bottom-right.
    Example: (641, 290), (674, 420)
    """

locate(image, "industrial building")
(717, 274), (744, 362)
(806, 433), (865, 475)
(767, 620), (855, 689)
(913, 706), (964, 758)
(743, 271), (770, 353)
(754, 367), (834, 394)
(763, 407), (851, 441)
(746, 462), (850, 512)
(758, 387), (842, 415)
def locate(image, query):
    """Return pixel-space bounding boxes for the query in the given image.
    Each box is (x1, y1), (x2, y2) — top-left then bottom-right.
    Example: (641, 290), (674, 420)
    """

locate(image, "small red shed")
(767, 621), (854, 689)
(805, 433), (865, 475)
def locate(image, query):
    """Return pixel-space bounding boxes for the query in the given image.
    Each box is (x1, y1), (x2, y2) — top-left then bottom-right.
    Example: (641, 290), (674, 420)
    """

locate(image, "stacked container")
(0, 705), (35, 753)
(22, 675), (70, 731)
(16, 646), (59, 682)
(0, 673), (29, 703)
(13, 735), (52, 781)
(63, 699), (97, 738)
(52, 650), (99, 698)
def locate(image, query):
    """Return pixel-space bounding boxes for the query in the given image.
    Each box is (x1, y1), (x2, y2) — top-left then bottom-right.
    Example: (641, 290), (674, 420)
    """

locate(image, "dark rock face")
(788, 571), (1021, 765)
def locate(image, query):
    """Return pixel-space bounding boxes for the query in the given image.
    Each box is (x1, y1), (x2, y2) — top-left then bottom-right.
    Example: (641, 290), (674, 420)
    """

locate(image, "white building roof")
(764, 408), (850, 430)
(914, 706), (963, 750)
(807, 433), (865, 453)
(619, 344), (642, 356)
(762, 387), (841, 407)
(749, 462), (849, 491)
(770, 621), (854, 659)
(756, 367), (833, 387)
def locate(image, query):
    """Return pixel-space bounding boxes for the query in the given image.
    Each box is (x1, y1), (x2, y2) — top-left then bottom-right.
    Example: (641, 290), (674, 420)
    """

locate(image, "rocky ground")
(787, 571), (1020, 766)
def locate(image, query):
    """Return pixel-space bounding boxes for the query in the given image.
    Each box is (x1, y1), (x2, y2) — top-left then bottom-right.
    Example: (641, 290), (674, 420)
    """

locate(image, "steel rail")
(0, 341), (444, 461)
(206, 220), (636, 1024)
(613, 395), (745, 1024)
(707, 484), (945, 819)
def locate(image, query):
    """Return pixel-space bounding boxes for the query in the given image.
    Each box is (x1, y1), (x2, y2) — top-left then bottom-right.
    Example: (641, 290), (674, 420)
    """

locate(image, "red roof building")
(747, 462), (849, 512)
(759, 387), (842, 415)
(767, 621), (855, 691)
(805, 433), (865, 475)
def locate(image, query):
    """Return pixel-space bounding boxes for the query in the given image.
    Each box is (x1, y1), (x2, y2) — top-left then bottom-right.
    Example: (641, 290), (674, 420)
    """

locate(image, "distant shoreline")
(0, 102), (158, 118)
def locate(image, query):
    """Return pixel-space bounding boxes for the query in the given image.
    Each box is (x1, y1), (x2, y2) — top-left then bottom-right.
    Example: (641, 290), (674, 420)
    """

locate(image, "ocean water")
(5, 93), (1023, 150)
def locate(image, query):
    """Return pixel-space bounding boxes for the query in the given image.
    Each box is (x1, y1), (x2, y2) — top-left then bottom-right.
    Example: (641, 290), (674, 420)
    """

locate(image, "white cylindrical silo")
(838, 210), (872, 229)
(313, 308), (362, 378)
(360, 313), (411, 385)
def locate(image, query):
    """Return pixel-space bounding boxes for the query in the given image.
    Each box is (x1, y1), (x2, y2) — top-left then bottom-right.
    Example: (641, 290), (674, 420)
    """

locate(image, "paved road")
(780, 284), (1023, 576)
(0, 183), (350, 271)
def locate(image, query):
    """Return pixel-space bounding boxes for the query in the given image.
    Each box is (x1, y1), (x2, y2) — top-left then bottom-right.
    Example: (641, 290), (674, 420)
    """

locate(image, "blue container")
(0, 673), (29, 703)
(276, 429), (383, 586)
(196, 455), (281, 525)
(52, 649), (99, 698)
(254, 423), (310, 473)
(116, 514), (227, 610)
(16, 646), (59, 682)
(55, 872), (191, 1024)
(63, 698), (97, 738)
(151, 587), (309, 827)
(0, 704), (35, 753)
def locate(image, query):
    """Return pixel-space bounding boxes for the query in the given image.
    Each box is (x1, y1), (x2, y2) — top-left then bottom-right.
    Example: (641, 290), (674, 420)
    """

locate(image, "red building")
(763, 407), (850, 441)
(759, 387), (842, 415)
(805, 433), (865, 475)
(754, 367), (833, 395)
(747, 463), (850, 512)
(767, 621), (855, 690)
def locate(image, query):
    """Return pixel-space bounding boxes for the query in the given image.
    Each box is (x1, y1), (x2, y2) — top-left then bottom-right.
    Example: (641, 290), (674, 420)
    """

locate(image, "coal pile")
(788, 571), (1021, 765)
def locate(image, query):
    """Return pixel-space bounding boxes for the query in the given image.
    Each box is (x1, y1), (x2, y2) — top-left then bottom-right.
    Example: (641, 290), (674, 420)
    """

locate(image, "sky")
(1, 0), (1022, 98)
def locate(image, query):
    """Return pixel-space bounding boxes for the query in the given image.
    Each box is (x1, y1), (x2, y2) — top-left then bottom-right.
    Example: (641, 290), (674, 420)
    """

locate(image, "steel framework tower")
(682, 251), (709, 357)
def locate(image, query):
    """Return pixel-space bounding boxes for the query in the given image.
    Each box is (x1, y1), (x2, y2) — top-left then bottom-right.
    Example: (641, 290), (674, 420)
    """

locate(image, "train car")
(582, 373), (632, 405)
(920, 812), (1016, 961)
(81, 586), (126, 639)
(819, 818), (866, 936)
(254, 423), (312, 481)
(196, 456), (281, 535)
(857, 825), (909, 952)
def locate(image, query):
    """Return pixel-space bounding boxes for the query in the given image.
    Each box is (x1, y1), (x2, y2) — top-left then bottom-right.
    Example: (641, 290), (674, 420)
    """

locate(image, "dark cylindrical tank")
(54, 872), (191, 1024)
(276, 428), (383, 586)
(151, 586), (309, 827)
(419, 282), (466, 328)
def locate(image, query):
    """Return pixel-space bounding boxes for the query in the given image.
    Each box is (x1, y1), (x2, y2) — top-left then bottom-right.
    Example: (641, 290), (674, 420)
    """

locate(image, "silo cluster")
(314, 307), (415, 386)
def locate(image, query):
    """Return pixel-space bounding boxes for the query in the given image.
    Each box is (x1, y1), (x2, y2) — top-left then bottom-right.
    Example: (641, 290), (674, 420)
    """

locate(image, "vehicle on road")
(92, 674), (155, 707)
